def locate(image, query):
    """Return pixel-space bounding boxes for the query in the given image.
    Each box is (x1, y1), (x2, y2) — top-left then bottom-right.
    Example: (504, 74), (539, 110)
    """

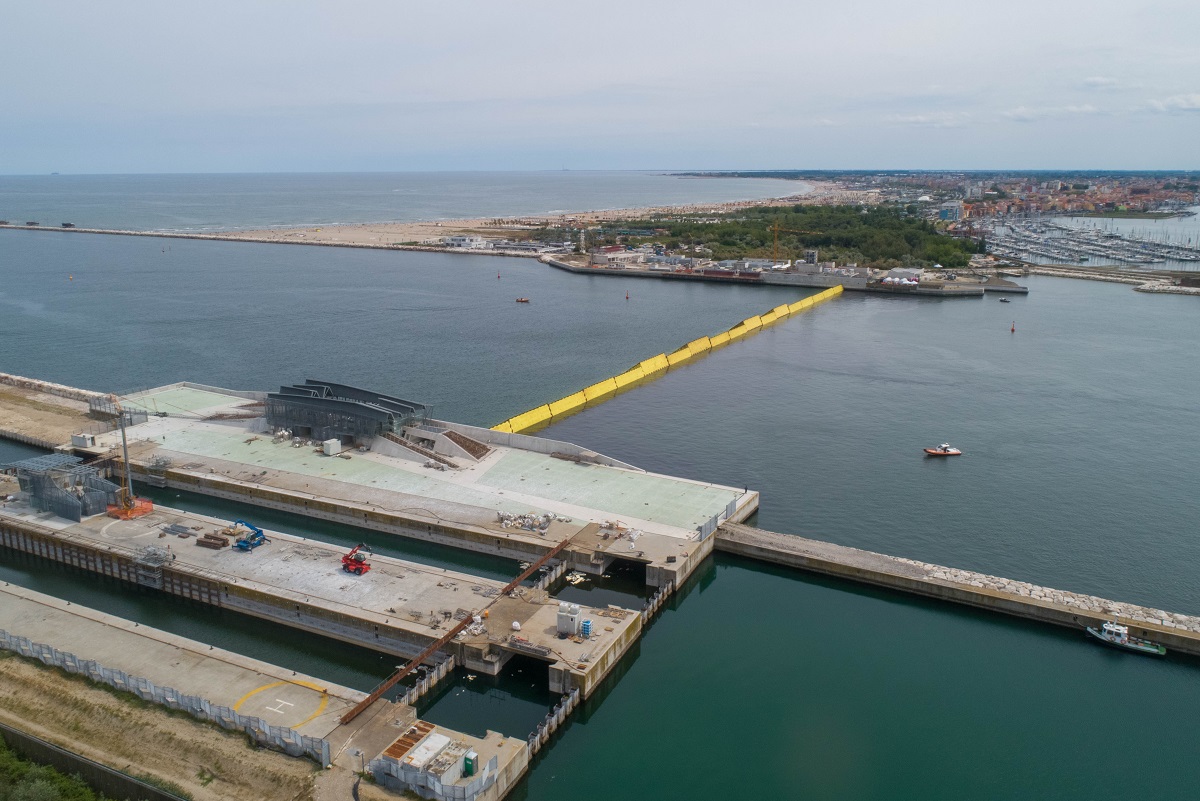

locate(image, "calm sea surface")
(0, 172), (800, 232)
(2, 177), (1199, 799)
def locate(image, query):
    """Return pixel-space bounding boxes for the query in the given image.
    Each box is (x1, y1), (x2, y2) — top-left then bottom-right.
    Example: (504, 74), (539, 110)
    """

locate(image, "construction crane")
(105, 394), (153, 519)
(769, 220), (821, 266)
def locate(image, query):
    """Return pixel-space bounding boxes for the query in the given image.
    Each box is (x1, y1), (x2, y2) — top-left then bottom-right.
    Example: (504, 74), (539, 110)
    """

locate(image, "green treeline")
(0, 739), (106, 801)
(591, 205), (983, 268)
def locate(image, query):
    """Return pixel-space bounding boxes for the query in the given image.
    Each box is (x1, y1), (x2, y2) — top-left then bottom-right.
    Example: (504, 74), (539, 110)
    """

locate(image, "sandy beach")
(217, 180), (862, 248)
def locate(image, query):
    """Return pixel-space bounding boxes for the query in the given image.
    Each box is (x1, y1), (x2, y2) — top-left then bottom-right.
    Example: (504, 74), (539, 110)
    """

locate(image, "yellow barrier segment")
(667, 348), (692, 367)
(506, 405), (552, 433)
(613, 366), (646, 389)
(583, 377), (618, 402)
(637, 353), (670, 376)
(498, 284), (846, 431)
(548, 391), (588, 418)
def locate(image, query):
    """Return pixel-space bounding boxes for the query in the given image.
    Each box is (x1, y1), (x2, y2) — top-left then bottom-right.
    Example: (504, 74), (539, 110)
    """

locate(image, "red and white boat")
(923, 443), (962, 457)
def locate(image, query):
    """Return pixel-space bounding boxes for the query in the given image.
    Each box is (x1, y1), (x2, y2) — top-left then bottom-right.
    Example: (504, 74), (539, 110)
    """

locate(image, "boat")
(1086, 620), (1166, 656)
(923, 443), (962, 456)
(515, 297), (530, 303)
(999, 297), (1011, 303)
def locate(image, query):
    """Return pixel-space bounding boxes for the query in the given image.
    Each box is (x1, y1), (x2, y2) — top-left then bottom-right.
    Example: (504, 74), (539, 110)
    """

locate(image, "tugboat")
(923, 443), (962, 457)
(1086, 620), (1166, 656)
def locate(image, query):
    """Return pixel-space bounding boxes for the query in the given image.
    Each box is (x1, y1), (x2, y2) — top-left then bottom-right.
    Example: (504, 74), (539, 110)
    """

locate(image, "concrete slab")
(0, 583), (362, 739)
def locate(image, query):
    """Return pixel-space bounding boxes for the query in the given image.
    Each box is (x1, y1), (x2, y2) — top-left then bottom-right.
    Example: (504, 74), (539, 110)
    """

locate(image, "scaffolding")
(5, 454), (122, 522)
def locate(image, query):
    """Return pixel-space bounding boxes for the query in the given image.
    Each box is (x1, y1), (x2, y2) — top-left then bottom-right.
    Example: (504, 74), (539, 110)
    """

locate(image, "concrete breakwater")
(716, 523), (1200, 655)
(493, 286), (843, 434)
(0, 223), (542, 258)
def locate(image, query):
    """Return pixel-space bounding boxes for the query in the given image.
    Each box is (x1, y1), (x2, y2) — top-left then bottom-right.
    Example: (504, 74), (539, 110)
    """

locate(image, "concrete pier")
(0, 496), (645, 699)
(716, 523), (1200, 655)
(0, 584), (532, 800)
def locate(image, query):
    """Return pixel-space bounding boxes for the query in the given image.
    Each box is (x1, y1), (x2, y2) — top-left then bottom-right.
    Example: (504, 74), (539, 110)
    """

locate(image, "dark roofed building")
(265, 380), (429, 443)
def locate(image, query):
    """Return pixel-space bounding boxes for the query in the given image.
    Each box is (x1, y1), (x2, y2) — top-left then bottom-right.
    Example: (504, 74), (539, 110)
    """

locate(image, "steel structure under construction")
(265, 379), (429, 443)
(4, 453), (121, 522)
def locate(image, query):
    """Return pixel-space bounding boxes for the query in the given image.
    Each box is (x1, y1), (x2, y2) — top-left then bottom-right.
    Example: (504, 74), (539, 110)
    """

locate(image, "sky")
(1, 0), (1198, 173)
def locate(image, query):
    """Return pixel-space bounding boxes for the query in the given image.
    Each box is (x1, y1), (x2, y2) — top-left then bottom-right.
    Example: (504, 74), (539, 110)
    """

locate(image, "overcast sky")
(2, 1), (1198, 173)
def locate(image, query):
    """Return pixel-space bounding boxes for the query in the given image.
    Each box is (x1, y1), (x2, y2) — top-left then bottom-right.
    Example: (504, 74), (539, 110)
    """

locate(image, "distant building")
(442, 236), (489, 249)
(938, 201), (963, 221)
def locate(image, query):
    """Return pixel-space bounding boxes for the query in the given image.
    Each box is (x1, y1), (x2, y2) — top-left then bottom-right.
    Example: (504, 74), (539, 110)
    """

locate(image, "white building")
(443, 236), (490, 249)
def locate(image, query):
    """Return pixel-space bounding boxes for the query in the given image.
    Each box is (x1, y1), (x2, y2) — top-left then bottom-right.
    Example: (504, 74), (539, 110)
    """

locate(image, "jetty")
(716, 523), (1200, 655)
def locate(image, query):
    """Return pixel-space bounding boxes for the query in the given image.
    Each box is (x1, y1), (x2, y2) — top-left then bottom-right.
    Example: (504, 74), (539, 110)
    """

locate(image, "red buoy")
(1011, 321), (1016, 333)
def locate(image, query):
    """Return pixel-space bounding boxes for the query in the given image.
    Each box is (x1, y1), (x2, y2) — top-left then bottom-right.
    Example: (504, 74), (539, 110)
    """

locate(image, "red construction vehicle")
(341, 544), (372, 575)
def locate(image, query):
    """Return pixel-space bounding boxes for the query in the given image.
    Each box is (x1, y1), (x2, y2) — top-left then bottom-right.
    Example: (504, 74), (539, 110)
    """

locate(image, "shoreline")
(0, 180), (855, 251)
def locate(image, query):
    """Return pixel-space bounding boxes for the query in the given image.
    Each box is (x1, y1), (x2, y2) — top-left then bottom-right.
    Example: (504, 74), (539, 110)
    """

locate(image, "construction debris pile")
(497, 511), (572, 532)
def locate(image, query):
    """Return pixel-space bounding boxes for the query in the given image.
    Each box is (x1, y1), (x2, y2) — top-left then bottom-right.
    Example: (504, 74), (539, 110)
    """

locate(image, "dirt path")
(0, 653), (324, 801)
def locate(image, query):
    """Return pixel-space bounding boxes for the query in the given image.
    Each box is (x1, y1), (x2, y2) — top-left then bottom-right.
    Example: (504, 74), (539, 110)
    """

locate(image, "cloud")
(1082, 76), (1118, 89)
(886, 111), (971, 128)
(1002, 104), (1101, 122)
(1149, 93), (1200, 112)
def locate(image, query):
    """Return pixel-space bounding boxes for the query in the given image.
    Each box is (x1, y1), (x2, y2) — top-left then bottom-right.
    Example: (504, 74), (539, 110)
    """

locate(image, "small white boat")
(1086, 620), (1166, 656)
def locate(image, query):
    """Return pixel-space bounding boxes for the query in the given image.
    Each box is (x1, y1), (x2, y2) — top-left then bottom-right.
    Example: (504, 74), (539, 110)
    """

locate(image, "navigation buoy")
(625, 290), (629, 300)
(68, 275), (73, 281)
(497, 272), (501, 280)
(1011, 321), (1016, 333)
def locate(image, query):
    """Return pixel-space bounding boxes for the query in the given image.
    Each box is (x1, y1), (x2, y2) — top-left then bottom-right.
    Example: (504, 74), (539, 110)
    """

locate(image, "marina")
(985, 217), (1200, 268)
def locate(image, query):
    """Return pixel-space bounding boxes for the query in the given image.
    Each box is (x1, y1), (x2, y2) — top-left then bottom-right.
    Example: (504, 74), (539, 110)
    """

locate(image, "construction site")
(0, 375), (755, 801)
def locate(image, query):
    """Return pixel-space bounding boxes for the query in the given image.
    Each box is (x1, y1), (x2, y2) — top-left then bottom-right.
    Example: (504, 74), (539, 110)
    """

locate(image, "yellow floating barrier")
(637, 353), (670, 376)
(667, 348), (692, 367)
(497, 284), (845, 431)
(612, 366), (646, 389)
(506, 405), (552, 433)
(548, 390), (588, 418)
(583, 377), (618, 403)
